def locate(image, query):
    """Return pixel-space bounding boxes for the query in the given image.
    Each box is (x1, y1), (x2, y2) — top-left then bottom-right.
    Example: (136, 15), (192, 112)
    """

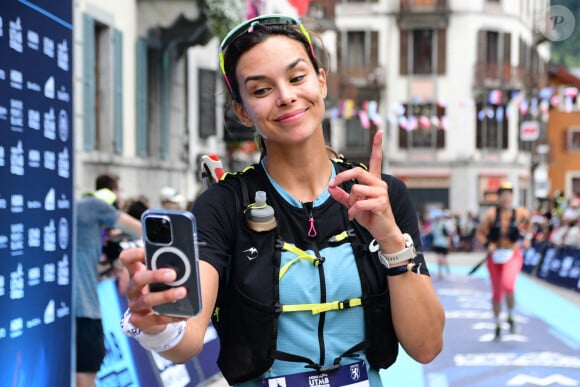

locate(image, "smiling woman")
(120, 13), (445, 387)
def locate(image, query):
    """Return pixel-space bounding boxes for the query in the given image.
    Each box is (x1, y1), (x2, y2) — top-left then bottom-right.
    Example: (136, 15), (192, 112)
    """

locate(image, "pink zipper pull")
(308, 215), (317, 237)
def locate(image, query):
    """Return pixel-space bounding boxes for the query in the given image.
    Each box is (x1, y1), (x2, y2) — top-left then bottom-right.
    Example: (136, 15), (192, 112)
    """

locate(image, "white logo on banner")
(44, 300), (55, 324)
(28, 267), (41, 286)
(27, 29), (39, 50)
(57, 193), (70, 209)
(44, 150), (55, 170)
(10, 318), (23, 338)
(0, 275), (5, 296)
(28, 108), (40, 130)
(58, 147), (69, 178)
(58, 217), (68, 249)
(10, 263), (24, 300)
(28, 149), (41, 168)
(44, 263), (56, 283)
(9, 17), (23, 53)
(44, 108), (56, 139)
(45, 188), (55, 211)
(0, 146), (5, 166)
(507, 373), (579, 386)
(28, 227), (40, 247)
(10, 141), (24, 175)
(43, 36), (54, 58)
(57, 40), (69, 70)
(10, 69), (22, 89)
(57, 254), (69, 286)
(10, 194), (23, 213)
(58, 109), (68, 141)
(57, 85), (70, 102)
(57, 301), (70, 318)
(10, 223), (24, 255)
(10, 99), (24, 132)
(44, 76), (55, 99)
(43, 219), (56, 252)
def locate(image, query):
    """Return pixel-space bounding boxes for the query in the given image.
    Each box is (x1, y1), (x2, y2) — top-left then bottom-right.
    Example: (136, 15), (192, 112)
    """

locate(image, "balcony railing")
(473, 62), (547, 89)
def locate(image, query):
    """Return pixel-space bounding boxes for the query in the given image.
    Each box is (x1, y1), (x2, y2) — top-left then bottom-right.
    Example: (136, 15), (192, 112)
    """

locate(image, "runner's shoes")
(494, 324), (502, 341)
(507, 317), (516, 334)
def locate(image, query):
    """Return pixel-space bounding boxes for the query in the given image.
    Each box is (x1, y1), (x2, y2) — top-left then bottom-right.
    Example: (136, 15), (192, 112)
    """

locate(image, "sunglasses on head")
(218, 14), (316, 99)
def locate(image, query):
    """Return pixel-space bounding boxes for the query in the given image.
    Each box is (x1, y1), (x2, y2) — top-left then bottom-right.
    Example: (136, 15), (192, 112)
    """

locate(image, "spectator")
(74, 174), (142, 387)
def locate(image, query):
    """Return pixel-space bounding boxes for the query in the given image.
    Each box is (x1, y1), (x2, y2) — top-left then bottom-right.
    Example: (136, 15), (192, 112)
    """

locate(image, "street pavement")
(202, 251), (580, 386)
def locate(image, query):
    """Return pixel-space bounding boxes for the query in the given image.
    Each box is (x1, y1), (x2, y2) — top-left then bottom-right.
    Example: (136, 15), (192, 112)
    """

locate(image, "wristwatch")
(378, 233), (417, 268)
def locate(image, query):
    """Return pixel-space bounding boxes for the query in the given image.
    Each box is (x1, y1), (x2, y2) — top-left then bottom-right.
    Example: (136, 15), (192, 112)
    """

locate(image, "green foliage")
(203, 0), (244, 41)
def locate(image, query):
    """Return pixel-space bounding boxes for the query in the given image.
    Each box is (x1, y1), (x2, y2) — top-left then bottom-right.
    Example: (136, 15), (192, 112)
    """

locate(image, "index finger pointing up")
(368, 130), (384, 177)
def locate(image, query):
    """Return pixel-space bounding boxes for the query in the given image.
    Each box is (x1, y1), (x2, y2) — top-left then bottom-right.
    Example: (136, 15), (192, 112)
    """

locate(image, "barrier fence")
(522, 241), (580, 292)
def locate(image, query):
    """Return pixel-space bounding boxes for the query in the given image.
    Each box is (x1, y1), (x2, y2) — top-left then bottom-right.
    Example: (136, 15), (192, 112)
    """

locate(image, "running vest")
(211, 160), (399, 385)
(488, 207), (520, 243)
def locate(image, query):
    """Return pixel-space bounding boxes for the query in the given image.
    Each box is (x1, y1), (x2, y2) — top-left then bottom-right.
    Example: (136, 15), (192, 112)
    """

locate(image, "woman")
(476, 181), (531, 340)
(120, 14), (444, 386)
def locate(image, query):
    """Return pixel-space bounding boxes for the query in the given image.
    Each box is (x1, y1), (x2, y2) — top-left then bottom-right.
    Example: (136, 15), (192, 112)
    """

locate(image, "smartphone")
(141, 209), (202, 318)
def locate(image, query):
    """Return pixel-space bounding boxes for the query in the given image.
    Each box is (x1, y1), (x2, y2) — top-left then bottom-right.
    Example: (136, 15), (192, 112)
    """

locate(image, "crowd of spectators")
(420, 194), (580, 253)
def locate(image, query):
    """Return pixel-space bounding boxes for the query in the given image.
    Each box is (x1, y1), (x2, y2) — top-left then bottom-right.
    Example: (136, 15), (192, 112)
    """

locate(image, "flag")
(358, 110), (370, 129)
(419, 115), (430, 129)
(564, 87), (578, 98)
(488, 89), (502, 105)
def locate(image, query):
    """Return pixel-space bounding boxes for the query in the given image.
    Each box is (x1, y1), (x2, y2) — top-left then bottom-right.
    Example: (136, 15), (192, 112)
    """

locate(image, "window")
(83, 14), (121, 152)
(341, 30), (378, 72)
(400, 28), (446, 75)
(413, 29), (433, 74)
(568, 126), (580, 151)
(475, 101), (508, 150)
(398, 102), (446, 149)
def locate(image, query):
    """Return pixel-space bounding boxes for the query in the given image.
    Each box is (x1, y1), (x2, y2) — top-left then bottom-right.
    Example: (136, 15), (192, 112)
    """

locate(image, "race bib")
(491, 248), (513, 264)
(259, 361), (369, 387)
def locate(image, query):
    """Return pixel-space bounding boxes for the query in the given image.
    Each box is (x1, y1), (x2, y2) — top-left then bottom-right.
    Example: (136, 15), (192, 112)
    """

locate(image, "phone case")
(141, 209), (202, 317)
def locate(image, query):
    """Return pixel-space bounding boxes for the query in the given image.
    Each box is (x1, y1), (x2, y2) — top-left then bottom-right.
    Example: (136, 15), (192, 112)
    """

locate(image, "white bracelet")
(120, 308), (186, 353)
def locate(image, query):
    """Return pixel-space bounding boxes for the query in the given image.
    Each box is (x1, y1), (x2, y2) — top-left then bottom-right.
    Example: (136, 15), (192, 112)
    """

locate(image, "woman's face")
(232, 35), (327, 147)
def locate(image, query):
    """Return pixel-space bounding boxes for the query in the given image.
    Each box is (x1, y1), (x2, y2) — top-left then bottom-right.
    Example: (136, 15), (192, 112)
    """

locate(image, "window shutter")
(476, 101), (482, 149)
(563, 130), (568, 151)
(82, 14), (95, 150)
(437, 28), (446, 74)
(135, 38), (148, 157)
(370, 31), (378, 67)
(113, 29), (123, 154)
(501, 106), (508, 149)
(400, 29), (408, 75)
(477, 30), (485, 64)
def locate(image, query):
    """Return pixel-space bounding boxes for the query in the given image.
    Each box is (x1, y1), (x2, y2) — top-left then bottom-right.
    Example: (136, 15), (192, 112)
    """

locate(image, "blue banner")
(0, 1), (73, 386)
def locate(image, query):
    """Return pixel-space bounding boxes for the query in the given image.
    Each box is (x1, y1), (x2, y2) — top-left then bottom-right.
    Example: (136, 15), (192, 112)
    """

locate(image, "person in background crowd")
(459, 211), (478, 252)
(430, 209), (451, 280)
(475, 181), (532, 341)
(159, 186), (185, 210)
(75, 173), (142, 387)
(120, 14), (444, 386)
(549, 199), (580, 248)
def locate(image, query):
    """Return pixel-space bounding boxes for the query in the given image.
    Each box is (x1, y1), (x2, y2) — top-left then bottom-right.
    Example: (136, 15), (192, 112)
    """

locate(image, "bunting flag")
(367, 100), (381, 125)
(496, 106), (504, 121)
(398, 116), (409, 130)
(564, 87), (578, 98)
(550, 95), (560, 107)
(339, 99), (356, 119)
(358, 110), (370, 129)
(419, 115), (430, 129)
(408, 116), (418, 131)
(539, 86), (554, 99)
(431, 115), (440, 128)
(488, 89), (502, 105)
(440, 116), (448, 130)
(519, 98), (529, 115)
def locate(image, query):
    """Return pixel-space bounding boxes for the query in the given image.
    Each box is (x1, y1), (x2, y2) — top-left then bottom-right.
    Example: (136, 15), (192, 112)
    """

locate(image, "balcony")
(339, 65), (385, 89)
(473, 63), (547, 90)
(397, 0), (449, 29)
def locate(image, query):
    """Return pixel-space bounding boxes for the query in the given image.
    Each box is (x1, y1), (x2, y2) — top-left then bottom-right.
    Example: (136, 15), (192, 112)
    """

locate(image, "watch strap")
(387, 261), (419, 276)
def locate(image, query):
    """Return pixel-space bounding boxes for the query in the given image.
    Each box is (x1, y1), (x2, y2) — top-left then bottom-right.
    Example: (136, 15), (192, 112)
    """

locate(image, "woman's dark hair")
(223, 21), (324, 103)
